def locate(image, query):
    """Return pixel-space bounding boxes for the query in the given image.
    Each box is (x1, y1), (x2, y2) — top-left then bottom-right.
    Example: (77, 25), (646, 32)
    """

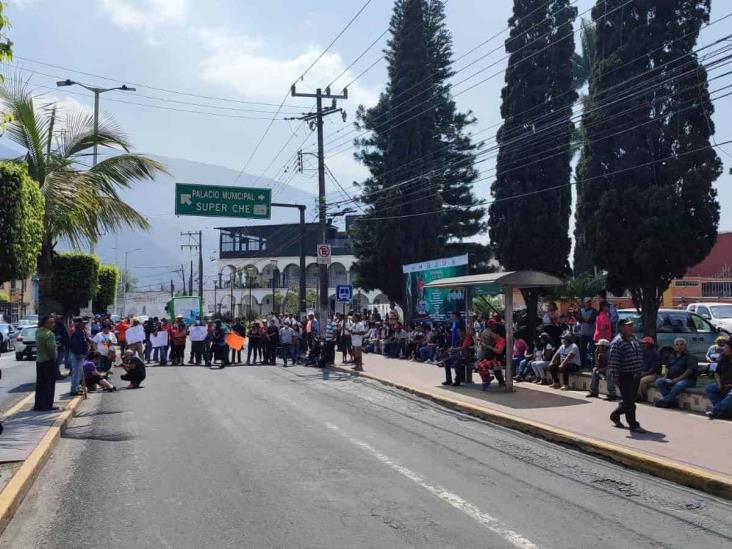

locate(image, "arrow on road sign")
(180, 193), (192, 205)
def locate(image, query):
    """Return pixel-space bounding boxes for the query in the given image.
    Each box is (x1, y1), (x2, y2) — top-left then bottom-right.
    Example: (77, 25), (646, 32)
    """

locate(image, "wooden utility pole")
(289, 85), (347, 329)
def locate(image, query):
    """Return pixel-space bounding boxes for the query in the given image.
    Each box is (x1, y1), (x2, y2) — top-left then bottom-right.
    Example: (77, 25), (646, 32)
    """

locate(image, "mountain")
(92, 154), (319, 291)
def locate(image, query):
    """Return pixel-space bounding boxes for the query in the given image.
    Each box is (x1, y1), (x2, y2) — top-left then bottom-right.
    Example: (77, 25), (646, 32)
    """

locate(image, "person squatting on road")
(83, 351), (116, 392)
(121, 350), (146, 389)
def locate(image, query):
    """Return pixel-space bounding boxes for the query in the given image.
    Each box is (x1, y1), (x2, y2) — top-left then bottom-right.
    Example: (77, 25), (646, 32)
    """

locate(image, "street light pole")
(57, 79), (136, 312)
(271, 259), (278, 315)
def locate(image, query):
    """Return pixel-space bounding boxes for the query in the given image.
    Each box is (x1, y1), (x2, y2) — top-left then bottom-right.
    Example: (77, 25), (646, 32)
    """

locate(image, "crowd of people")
(38, 292), (732, 425)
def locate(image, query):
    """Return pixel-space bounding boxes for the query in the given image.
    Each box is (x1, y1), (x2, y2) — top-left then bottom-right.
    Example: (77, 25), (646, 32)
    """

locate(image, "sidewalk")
(335, 354), (732, 498)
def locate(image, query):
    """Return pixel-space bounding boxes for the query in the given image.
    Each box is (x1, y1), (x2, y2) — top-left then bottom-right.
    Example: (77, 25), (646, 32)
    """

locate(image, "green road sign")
(175, 183), (272, 219)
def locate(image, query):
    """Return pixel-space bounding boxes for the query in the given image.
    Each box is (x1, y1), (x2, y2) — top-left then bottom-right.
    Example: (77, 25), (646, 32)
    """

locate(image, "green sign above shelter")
(175, 183), (271, 219)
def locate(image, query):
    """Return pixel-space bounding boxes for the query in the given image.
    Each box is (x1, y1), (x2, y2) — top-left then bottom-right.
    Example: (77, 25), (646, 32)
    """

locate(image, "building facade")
(214, 221), (388, 318)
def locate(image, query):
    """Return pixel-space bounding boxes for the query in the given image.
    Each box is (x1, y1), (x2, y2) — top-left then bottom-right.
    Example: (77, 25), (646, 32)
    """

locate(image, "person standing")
(92, 323), (117, 372)
(115, 317), (130, 355)
(593, 301), (612, 344)
(351, 313), (366, 372)
(52, 315), (69, 380)
(170, 316), (188, 366)
(68, 318), (90, 396)
(231, 318), (246, 364)
(280, 322), (294, 366)
(607, 318), (646, 433)
(265, 319), (279, 365)
(246, 322), (261, 365)
(34, 315), (59, 411)
(576, 297), (597, 370)
(706, 337), (732, 419)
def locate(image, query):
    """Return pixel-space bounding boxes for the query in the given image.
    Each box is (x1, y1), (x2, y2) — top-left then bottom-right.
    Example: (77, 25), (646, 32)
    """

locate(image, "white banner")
(150, 331), (169, 347)
(189, 325), (208, 342)
(125, 325), (145, 345)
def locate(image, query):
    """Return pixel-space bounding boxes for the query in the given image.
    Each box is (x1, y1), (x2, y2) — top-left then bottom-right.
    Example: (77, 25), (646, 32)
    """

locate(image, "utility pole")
(189, 260), (193, 298)
(289, 85), (347, 329)
(181, 231), (204, 307)
(272, 202), (307, 318)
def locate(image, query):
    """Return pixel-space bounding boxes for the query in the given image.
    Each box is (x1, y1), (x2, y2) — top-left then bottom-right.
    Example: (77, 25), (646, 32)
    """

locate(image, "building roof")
(686, 232), (732, 278)
(424, 270), (563, 290)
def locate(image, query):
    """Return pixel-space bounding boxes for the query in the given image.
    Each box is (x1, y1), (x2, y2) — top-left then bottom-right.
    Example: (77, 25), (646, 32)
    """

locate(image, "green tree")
(52, 253), (99, 317)
(487, 0), (577, 339)
(353, 0), (486, 302)
(0, 2), (12, 127)
(0, 162), (44, 283)
(0, 82), (166, 314)
(577, 0), (721, 337)
(93, 264), (120, 314)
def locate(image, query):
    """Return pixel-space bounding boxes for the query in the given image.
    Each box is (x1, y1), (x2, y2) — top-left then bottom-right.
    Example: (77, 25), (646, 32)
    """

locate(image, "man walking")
(34, 315), (59, 411)
(608, 318), (646, 433)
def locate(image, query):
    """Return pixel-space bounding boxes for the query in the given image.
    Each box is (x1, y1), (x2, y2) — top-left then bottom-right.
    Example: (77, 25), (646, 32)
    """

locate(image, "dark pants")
(34, 360), (57, 410)
(611, 372), (641, 429)
(247, 342), (259, 364)
(191, 341), (205, 365)
(550, 362), (580, 385)
(265, 341), (277, 364)
(172, 344), (185, 365)
(325, 340), (336, 365)
(121, 370), (146, 385)
(579, 335), (594, 370)
(231, 347), (242, 363)
(443, 355), (464, 384)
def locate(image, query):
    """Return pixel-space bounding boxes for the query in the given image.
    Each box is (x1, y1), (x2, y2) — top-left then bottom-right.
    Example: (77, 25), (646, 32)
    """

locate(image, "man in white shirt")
(350, 314), (366, 372)
(92, 323), (117, 371)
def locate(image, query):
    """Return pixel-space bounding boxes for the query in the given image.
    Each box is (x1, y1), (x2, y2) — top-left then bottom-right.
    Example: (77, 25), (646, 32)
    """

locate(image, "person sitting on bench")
(440, 327), (473, 387)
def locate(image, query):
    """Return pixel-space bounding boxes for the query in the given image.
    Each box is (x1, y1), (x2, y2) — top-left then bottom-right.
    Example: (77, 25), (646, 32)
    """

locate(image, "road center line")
(325, 422), (537, 549)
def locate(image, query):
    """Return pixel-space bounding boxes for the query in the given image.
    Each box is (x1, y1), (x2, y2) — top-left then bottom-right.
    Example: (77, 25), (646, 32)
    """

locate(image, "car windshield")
(710, 305), (732, 318)
(21, 327), (37, 337)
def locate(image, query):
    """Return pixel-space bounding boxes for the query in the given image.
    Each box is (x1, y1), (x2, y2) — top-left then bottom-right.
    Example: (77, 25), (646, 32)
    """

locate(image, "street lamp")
(58, 79), (136, 312)
(111, 247), (141, 315)
(270, 259), (278, 315)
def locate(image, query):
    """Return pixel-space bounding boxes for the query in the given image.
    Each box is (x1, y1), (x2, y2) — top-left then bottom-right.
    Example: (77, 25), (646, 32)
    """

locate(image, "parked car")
(14, 326), (38, 361)
(685, 303), (732, 333)
(0, 322), (18, 353)
(618, 308), (730, 362)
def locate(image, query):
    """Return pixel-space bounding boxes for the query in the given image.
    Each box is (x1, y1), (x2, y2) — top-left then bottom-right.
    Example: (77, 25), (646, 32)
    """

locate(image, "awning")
(424, 270), (562, 393)
(424, 270), (563, 290)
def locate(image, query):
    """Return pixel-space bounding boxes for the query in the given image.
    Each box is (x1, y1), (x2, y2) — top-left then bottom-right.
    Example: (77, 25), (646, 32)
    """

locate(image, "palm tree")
(0, 80), (167, 314)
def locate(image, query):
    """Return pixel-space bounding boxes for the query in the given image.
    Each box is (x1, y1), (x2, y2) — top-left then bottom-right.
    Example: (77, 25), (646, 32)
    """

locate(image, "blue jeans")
(153, 345), (168, 365)
(516, 358), (532, 379)
(144, 339), (153, 362)
(418, 346), (434, 362)
(98, 355), (112, 372)
(705, 385), (732, 417)
(655, 377), (695, 405)
(69, 353), (84, 393)
(589, 368), (616, 396)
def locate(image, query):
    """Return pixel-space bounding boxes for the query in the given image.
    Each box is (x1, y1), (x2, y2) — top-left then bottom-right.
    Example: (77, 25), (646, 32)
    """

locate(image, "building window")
(702, 281), (732, 297)
(674, 280), (699, 287)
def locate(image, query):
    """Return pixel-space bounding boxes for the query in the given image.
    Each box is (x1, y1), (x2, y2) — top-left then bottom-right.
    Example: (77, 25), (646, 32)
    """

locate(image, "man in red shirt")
(115, 317), (130, 354)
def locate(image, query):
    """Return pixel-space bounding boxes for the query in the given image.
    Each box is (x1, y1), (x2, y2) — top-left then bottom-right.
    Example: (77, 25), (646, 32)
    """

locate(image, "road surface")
(0, 351), (39, 412)
(2, 364), (731, 548)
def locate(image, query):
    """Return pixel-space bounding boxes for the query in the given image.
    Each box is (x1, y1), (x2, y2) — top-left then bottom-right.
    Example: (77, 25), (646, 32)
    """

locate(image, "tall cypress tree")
(577, 0), (721, 337)
(488, 0), (577, 333)
(352, 0), (486, 303)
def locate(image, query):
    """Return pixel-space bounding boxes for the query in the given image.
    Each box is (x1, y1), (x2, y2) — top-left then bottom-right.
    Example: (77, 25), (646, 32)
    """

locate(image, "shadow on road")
(7, 383), (36, 394)
(62, 425), (135, 442)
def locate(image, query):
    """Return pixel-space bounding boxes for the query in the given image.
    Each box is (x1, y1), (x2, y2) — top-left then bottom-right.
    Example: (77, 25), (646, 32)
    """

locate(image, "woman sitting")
(83, 352), (117, 392)
(121, 349), (147, 389)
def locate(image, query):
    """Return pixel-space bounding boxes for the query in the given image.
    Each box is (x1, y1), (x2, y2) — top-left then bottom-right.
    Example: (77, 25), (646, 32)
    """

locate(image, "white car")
(15, 326), (37, 361)
(686, 303), (732, 332)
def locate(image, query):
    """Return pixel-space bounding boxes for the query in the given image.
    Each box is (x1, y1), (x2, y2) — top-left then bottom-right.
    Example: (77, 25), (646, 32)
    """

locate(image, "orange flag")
(225, 333), (246, 351)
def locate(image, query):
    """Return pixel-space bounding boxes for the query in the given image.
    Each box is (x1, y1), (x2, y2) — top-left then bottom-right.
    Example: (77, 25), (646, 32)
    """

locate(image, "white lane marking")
(325, 422), (537, 549)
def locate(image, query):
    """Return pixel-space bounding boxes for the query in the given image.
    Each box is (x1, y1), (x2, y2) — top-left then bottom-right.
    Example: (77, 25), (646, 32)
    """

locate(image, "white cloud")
(195, 26), (379, 109)
(100, 0), (188, 36)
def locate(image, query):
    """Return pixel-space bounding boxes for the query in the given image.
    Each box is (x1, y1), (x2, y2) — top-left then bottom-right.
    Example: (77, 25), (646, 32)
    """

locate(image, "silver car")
(0, 322), (18, 353)
(618, 309), (729, 362)
(15, 326), (38, 361)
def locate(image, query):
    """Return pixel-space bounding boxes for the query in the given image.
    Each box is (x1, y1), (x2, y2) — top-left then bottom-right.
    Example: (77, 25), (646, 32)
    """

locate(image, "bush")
(52, 252), (99, 316)
(0, 162), (44, 283)
(93, 264), (120, 314)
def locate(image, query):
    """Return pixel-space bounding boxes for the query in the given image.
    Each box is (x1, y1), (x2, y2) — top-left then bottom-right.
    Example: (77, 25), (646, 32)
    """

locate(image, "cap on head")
(716, 335), (727, 345)
(124, 349), (134, 355)
(583, 297), (592, 304)
(596, 338), (610, 347)
(618, 318), (634, 327)
(674, 337), (687, 346)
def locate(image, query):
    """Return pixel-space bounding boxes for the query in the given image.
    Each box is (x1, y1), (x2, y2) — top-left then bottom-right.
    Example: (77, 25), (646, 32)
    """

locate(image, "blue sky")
(4, 0), (731, 231)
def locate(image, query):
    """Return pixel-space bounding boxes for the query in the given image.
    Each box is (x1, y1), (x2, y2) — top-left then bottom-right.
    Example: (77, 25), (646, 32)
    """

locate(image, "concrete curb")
(0, 394), (84, 535)
(332, 366), (732, 500)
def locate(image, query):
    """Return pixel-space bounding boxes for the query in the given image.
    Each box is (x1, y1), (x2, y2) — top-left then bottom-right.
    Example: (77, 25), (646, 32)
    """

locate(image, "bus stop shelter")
(425, 270), (562, 392)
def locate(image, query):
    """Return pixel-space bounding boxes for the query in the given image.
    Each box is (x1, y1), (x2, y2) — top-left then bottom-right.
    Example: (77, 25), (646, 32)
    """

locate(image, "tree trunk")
(521, 288), (539, 343)
(639, 287), (659, 340)
(37, 239), (60, 316)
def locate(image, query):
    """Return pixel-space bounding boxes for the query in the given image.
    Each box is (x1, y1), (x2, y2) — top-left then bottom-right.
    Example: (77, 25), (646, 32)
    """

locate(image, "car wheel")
(15, 353), (23, 361)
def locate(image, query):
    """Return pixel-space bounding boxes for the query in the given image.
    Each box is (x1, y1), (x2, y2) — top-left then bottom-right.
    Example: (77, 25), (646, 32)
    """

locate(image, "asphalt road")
(0, 351), (39, 411)
(2, 364), (732, 549)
